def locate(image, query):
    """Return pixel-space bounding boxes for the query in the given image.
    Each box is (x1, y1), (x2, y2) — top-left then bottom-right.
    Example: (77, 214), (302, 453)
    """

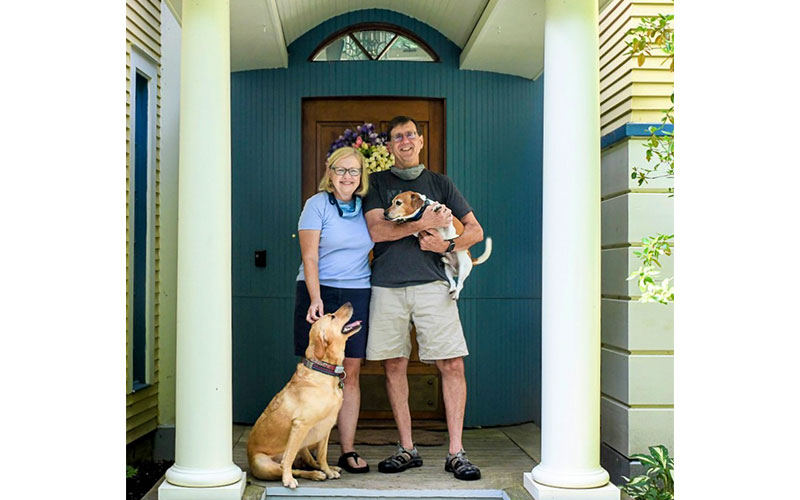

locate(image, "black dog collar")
(387, 197), (433, 224)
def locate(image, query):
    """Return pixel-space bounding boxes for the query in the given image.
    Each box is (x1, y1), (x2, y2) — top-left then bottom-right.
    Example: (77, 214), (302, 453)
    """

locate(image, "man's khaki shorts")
(366, 281), (468, 363)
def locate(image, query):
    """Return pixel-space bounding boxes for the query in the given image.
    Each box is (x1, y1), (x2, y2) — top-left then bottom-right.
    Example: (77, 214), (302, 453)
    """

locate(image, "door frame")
(300, 96), (448, 419)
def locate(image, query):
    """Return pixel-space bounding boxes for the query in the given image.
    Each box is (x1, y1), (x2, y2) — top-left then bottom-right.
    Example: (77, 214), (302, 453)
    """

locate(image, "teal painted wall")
(231, 9), (543, 427)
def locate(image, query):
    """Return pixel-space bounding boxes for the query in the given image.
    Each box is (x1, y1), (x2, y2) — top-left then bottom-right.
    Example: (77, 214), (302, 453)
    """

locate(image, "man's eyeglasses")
(330, 167), (362, 177)
(391, 131), (418, 143)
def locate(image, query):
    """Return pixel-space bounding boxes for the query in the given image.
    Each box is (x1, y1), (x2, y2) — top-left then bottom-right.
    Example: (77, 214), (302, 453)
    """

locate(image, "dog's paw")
(331, 465), (342, 473)
(308, 470), (327, 481)
(283, 477), (298, 489)
(324, 468), (341, 479)
(450, 290), (460, 300)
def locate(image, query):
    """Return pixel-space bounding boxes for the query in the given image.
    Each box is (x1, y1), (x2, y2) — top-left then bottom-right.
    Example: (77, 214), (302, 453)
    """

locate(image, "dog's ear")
(313, 327), (328, 360)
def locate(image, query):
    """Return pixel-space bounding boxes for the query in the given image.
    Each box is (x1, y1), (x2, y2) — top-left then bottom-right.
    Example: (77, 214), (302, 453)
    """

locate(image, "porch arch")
(230, 8), (543, 428)
(278, 3), (478, 49)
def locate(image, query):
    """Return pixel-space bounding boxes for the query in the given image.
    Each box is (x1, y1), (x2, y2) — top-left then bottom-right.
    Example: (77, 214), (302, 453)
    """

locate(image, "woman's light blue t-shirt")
(296, 192), (374, 289)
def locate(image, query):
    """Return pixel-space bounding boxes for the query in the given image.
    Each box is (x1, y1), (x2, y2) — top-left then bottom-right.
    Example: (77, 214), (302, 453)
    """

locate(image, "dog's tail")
(471, 237), (492, 265)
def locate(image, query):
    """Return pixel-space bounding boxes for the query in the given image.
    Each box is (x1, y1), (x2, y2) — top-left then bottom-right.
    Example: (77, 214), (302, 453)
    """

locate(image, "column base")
(524, 473), (619, 500)
(165, 463), (244, 487)
(159, 471), (246, 500)
(531, 463), (610, 488)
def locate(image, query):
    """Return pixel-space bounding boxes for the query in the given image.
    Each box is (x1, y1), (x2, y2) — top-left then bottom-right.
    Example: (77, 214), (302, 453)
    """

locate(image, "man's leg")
(436, 356), (480, 480)
(369, 286), (421, 473)
(413, 282), (479, 480)
(435, 357), (467, 454)
(338, 357), (367, 468)
(384, 356), (414, 450)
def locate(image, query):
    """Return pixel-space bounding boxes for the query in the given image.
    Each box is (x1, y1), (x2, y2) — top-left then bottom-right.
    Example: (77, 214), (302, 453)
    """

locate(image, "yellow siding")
(126, 0), (162, 445)
(599, 0), (674, 135)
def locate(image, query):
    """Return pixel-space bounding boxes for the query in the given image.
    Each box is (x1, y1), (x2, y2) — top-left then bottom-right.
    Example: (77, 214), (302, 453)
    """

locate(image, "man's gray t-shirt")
(363, 169), (472, 287)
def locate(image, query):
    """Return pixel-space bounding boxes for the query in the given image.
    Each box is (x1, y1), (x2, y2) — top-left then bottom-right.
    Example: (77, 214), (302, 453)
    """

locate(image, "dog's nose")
(383, 208), (390, 216)
(343, 302), (352, 309)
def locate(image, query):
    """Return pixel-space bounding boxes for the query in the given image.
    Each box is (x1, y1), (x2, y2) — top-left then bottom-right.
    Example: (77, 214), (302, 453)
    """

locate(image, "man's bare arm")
(365, 207), (453, 243)
(418, 212), (484, 253)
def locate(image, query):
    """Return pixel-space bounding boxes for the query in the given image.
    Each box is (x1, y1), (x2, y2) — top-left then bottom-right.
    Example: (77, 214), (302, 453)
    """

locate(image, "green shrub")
(625, 13), (674, 305)
(621, 445), (674, 500)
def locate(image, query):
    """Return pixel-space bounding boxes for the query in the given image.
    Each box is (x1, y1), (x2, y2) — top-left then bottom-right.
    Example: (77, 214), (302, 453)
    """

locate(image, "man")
(362, 116), (484, 481)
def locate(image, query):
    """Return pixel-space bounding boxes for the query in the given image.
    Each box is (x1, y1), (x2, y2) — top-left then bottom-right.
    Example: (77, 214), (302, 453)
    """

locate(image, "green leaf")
(126, 465), (138, 478)
(650, 445), (670, 469)
(632, 454), (658, 468)
(626, 475), (651, 488)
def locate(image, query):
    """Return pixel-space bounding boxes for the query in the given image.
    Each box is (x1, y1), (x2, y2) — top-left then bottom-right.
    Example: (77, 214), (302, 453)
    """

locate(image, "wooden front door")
(302, 97), (445, 420)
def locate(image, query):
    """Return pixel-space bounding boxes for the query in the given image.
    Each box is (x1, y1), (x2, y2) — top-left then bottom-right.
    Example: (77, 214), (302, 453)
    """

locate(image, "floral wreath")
(328, 123), (394, 174)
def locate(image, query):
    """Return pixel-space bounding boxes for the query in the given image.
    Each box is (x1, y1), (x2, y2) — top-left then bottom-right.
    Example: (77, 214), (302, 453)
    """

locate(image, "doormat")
(328, 427), (447, 446)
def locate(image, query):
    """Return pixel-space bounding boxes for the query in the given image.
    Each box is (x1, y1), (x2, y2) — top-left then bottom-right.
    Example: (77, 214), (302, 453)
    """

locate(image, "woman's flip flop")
(338, 451), (370, 473)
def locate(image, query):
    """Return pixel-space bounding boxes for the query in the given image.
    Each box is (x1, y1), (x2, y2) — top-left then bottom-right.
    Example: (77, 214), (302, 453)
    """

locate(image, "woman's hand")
(306, 299), (324, 323)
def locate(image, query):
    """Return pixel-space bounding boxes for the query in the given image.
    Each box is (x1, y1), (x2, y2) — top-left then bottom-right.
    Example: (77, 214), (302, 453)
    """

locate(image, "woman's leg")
(338, 357), (367, 468)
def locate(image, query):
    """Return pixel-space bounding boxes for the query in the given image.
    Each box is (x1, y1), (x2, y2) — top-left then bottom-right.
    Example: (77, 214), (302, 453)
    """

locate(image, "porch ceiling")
(166, 0), (614, 79)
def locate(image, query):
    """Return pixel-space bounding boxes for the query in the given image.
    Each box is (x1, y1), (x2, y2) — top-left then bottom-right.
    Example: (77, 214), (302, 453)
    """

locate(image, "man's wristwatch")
(444, 239), (456, 253)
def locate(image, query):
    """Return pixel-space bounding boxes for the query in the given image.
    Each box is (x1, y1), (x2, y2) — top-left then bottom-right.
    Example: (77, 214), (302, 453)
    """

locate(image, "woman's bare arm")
(299, 229), (324, 322)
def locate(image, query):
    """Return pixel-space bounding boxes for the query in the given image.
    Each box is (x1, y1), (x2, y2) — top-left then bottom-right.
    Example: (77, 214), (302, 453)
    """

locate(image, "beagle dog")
(247, 302), (362, 488)
(384, 191), (492, 300)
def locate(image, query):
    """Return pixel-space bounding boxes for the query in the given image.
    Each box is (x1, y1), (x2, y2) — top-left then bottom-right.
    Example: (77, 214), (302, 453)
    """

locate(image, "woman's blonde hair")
(318, 146), (369, 197)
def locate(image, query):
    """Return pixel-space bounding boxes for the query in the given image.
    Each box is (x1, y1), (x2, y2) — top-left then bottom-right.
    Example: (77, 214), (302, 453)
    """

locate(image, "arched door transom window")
(310, 22), (438, 62)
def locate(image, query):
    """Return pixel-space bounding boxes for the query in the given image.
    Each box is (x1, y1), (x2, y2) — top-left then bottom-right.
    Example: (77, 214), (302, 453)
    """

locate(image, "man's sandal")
(378, 444), (423, 473)
(444, 450), (481, 480)
(338, 452), (370, 473)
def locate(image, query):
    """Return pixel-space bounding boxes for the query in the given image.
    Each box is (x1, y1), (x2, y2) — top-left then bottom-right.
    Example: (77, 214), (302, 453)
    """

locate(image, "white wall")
(157, 0), (181, 429)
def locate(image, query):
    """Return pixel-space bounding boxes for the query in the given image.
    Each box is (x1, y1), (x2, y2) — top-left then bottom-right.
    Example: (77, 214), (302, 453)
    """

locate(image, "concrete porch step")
(263, 487), (510, 500)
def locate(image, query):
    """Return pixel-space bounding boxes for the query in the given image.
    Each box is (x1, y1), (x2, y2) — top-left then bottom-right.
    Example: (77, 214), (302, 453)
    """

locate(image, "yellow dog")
(247, 302), (361, 488)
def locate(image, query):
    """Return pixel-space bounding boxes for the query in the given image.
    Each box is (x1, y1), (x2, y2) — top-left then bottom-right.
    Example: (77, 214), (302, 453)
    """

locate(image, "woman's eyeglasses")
(391, 131), (418, 143)
(331, 167), (362, 177)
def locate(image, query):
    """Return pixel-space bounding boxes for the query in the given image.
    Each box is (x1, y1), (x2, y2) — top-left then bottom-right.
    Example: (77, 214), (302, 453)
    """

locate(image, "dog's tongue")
(342, 320), (362, 334)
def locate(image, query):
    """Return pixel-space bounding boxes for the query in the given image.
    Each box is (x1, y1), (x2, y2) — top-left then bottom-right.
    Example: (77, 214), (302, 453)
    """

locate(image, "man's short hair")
(387, 115), (420, 136)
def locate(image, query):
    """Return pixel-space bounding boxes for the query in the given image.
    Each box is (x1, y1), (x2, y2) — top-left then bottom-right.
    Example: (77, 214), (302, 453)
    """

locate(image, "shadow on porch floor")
(144, 421), (541, 500)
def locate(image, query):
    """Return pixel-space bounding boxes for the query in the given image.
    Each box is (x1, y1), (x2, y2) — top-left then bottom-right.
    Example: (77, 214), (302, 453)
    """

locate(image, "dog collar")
(390, 195), (432, 224)
(302, 358), (346, 388)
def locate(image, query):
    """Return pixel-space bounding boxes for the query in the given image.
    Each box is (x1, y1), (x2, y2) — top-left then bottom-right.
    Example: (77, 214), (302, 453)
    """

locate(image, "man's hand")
(419, 203), (452, 230)
(418, 230), (448, 253)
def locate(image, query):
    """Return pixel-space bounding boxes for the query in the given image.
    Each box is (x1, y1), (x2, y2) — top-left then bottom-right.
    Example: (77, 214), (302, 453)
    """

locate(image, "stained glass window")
(311, 24), (437, 63)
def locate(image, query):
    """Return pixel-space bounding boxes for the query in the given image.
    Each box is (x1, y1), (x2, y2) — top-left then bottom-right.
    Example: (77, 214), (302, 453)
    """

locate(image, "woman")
(294, 146), (374, 473)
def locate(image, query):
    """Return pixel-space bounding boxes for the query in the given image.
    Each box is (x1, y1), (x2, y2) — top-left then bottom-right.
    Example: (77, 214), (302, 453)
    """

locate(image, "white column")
(160, 0), (245, 498)
(524, 1), (618, 498)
